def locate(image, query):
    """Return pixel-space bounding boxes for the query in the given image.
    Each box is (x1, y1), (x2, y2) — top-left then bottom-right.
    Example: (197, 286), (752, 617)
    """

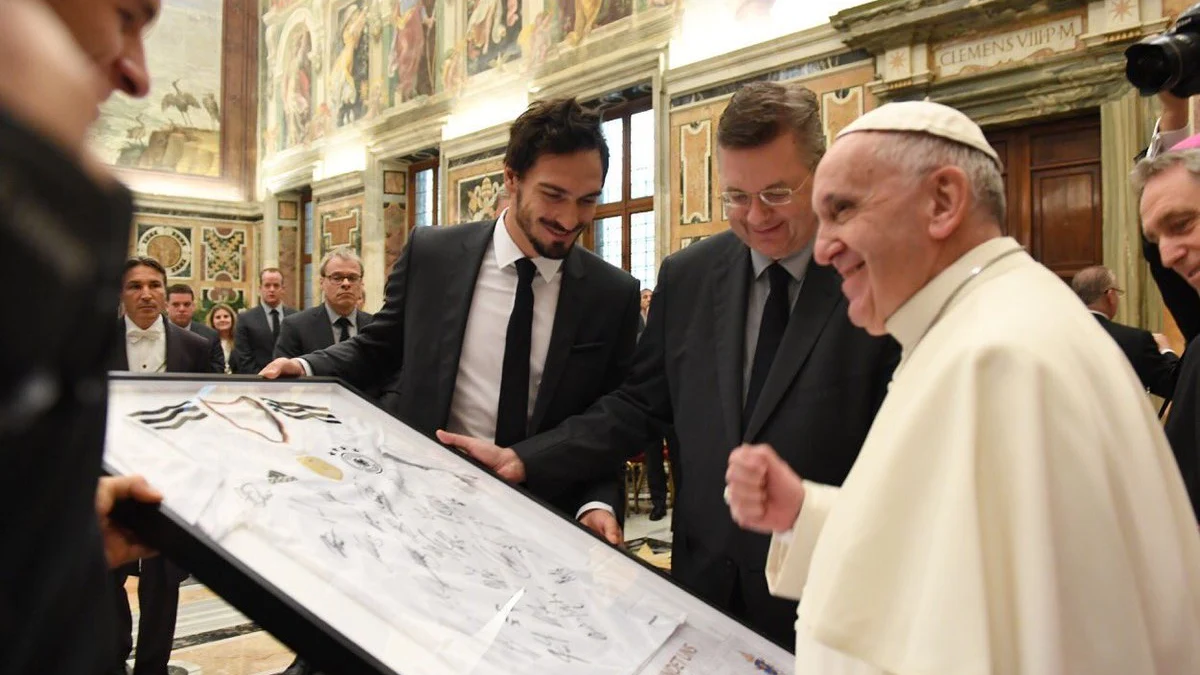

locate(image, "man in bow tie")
(108, 255), (215, 675)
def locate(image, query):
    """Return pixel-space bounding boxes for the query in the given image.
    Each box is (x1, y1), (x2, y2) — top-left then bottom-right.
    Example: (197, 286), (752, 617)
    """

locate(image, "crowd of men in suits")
(6, 0), (1200, 671)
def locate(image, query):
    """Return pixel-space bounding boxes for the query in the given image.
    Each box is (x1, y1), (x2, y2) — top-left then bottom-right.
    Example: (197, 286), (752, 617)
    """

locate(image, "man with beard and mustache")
(261, 97), (640, 544)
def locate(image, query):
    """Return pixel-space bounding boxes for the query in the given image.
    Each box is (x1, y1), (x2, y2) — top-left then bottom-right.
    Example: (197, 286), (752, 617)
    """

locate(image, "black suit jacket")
(109, 319), (215, 376)
(232, 303), (297, 374)
(186, 320), (225, 374)
(1143, 233), (1200, 520)
(303, 221), (641, 518)
(0, 109), (133, 674)
(511, 230), (899, 645)
(1093, 313), (1180, 399)
(273, 305), (375, 359)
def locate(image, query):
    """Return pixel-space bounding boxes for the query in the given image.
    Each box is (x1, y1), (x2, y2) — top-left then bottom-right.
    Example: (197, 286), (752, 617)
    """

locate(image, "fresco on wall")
(387, 0), (439, 106)
(458, 172), (506, 223)
(384, 203), (408, 272)
(465, 0), (523, 74)
(280, 27), (314, 150)
(91, 0), (223, 176)
(332, 1), (371, 126)
(557, 0), (634, 45)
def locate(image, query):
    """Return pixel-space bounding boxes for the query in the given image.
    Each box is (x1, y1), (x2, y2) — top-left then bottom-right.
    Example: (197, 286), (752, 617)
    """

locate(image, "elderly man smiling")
(725, 101), (1200, 675)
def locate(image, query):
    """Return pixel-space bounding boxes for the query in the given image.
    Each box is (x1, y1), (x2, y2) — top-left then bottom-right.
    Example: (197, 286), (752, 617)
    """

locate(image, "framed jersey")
(103, 374), (794, 675)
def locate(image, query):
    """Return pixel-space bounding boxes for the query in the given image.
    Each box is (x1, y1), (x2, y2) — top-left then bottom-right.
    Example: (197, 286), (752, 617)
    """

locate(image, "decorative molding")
(669, 53), (874, 110)
(441, 121), (511, 163)
(830, 0), (1088, 54)
(312, 171), (364, 199)
(665, 23), (853, 103)
(262, 147), (321, 194)
(133, 192), (264, 221)
(448, 148), (507, 170)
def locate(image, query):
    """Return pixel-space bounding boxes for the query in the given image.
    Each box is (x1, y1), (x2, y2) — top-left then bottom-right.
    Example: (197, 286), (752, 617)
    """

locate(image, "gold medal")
(297, 455), (343, 481)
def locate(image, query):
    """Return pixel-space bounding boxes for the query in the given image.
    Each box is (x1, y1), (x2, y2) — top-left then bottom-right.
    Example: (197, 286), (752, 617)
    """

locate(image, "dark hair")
(166, 283), (195, 298)
(260, 267), (284, 284)
(717, 81), (825, 169)
(504, 98), (609, 180)
(124, 256), (167, 284)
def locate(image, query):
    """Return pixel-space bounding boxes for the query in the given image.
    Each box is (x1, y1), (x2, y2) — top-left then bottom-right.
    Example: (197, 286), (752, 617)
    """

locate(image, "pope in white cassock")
(724, 101), (1200, 675)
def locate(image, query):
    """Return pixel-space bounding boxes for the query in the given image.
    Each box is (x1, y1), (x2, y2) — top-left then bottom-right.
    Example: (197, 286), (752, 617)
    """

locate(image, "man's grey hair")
(1131, 149), (1200, 200)
(870, 132), (1007, 225)
(319, 246), (363, 277)
(1070, 265), (1116, 306)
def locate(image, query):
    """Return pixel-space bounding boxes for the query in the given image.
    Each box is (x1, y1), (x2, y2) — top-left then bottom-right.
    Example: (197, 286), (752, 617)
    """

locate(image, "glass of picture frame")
(104, 374), (794, 674)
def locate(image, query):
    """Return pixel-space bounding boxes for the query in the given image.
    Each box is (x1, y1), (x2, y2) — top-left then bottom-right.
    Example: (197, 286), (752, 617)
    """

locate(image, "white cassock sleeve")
(796, 342), (1200, 675)
(764, 481), (840, 600)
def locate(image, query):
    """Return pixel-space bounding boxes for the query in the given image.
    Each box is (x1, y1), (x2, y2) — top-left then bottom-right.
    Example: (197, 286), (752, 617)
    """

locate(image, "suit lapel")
(530, 249), (585, 433)
(164, 322), (185, 373)
(434, 223), (495, 424)
(712, 239), (751, 453)
(743, 261), (841, 441)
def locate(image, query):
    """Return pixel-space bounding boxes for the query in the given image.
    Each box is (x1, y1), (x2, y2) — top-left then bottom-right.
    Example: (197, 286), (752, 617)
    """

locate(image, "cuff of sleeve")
(298, 358), (313, 377)
(1151, 123), (1191, 158)
(575, 501), (614, 520)
(764, 480), (839, 601)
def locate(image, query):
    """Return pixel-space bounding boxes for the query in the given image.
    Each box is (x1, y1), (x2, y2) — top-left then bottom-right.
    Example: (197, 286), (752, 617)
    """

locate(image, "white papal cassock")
(767, 237), (1200, 675)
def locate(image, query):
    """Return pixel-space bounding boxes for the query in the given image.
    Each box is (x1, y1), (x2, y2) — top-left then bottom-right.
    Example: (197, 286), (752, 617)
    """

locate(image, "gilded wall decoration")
(91, 0), (223, 176)
(131, 215), (256, 313)
(331, 1), (372, 126)
(137, 224), (194, 278)
(316, 193), (367, 261)
(465, 0), (523, 74)
(202, 227), (248, 282)
(458, 172), (506, 223)
(679, 120), (712, 225)
(278, 224), (301, 309)
(822, 87), (864, 142)
(387, 0), (440, 106)
(202, 287), (247, 311)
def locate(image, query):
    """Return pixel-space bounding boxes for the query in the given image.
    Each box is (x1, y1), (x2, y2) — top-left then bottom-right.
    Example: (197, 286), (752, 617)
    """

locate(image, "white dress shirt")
(324, 302), (360, 343)
(124, 314), (167, 373)
(445, 212), (563, 443)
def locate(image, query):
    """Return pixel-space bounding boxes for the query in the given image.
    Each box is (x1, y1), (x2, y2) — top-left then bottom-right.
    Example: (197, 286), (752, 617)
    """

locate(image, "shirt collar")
(749, 244), (814, 282)
(886, 236), (1022, 351)
(493, 209), (564, 283)
(124, 314), (164, 335)
(263, 301), (282, 316)
(324, 302), (356, 325)
(1089, 310), (1110, 320)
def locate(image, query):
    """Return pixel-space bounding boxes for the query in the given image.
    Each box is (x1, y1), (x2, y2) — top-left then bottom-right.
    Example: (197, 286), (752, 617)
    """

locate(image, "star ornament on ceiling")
(888, 50), (908, 73)
(1111, 0), (1135, 21)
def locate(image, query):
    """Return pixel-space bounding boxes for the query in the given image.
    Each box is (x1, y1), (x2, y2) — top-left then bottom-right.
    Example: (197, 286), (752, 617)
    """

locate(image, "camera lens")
(1126, 39), (1181, 95)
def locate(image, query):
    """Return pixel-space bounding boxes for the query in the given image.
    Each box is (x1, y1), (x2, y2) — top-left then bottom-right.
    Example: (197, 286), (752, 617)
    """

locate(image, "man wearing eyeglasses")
(274, 247), (375, 360)
(440, 81), (900, 648)
(1071, 265), (1180, 399)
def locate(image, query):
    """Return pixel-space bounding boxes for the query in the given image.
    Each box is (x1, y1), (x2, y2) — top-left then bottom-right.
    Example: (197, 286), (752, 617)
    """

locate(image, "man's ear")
(503, 166), (519, 195)
(927, 165), (971, 241)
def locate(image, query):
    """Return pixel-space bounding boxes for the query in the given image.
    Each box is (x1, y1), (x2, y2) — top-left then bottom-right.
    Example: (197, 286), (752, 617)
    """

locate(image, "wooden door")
(986, 115), (1103, 282)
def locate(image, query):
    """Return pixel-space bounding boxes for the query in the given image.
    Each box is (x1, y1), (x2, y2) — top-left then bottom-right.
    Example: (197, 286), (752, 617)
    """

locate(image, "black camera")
(1127, 2), (1200, 97)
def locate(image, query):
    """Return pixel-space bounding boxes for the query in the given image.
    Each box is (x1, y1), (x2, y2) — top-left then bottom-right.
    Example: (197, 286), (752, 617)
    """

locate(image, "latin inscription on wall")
(933, 15), (1085, 78)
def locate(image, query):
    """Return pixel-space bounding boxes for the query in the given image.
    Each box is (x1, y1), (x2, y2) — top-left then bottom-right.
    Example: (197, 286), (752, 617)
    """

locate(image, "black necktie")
(495, 258), (537, 448)
(335, 316), (351, 343)
(269, 308), (280, 340)
(744, 263), (792, 428)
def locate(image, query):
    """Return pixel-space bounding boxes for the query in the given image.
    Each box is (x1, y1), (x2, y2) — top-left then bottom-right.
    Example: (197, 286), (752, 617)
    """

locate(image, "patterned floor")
(124, 510), (673, 674)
